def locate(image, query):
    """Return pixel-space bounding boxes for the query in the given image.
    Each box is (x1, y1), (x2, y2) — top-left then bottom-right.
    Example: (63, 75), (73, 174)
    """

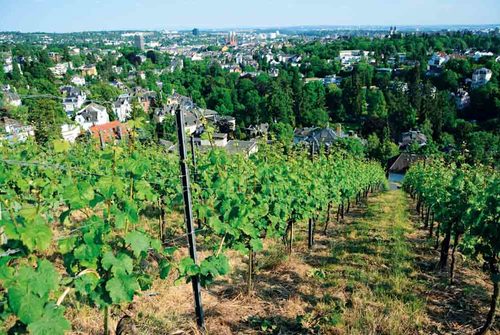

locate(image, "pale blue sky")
(1, 0), (499, 32)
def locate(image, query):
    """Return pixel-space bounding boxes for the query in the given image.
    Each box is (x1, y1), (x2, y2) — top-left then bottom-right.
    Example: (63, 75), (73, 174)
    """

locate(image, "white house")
(49, 62), (72, 77)
(0, 117), (34, 142)
(61, 124), (81, 143)
(75, 103), (110, 130)
(2, 55), (13, 73)
(200, 133), (228, 147)
(338, 50), (364, 66)
(428, 52), (449, 71)
(61, 86), (87, 115)
(112, 96), (132, 122)
(473, 51), (494, 61)
(71, 75), (86, 86)
(472, 68), (493, 89)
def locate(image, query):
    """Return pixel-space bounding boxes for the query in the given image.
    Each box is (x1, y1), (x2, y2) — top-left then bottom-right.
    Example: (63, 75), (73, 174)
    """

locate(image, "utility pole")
(175, 106), (205, 332)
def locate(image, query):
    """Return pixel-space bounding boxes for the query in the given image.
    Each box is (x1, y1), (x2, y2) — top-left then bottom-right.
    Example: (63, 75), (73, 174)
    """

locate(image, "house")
(294, 126), (354, 146)
(49, 62), (71, 77)
(133, 89), (157, 113)
(81, 65), (98, 77)
(471, 68), (492, 89)
(428, 52), (449, 71)
(338, 50), (365, 67)
(75, 103), (110, 130)
(153, 104), (176, 123)
(60, 86), (87, 115)
(205, 114), (236, 132)
(387, 153), (423, 173)
(61, 124), (81, 143)
(323, 75), (342, 86)
(225, 140), (259, 156)
(112, 95), (132, 122)
(399, 130), (427, 149)
(2, 54), (13, 73)
(110, 80), (127, 90)
(71, 75), (86, 86)
(245, 123), (269, 138)
(68, 47), (80, 56)
(184, 110), (200, 134)
(451, 89), (471, 110)
(199, 133), (228, 147)
(89, 121), (127, 144)
(0, 117), (34, 142)
(168, 58), (184, 73)
(472, 51), (494, 61)
(4, 91), (22, 107)
(48, 52), (62, 63)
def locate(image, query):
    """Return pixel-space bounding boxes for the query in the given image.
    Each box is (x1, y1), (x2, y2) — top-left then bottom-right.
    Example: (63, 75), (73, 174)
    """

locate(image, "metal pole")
(190, 135), (197, 182)
(175, 106), (205, 332)
(99, 131), (106, 150)
(308, 142), (314, 249)
(190, 135), (202, 229)
(308, 218), (314, 249)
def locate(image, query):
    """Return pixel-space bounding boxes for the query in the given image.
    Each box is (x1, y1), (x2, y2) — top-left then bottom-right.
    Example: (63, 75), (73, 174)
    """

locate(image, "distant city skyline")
(1, 0), (499, 33)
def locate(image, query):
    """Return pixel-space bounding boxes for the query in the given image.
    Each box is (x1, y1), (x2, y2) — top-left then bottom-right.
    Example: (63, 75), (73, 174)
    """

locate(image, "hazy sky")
(1, 0), (499, 32)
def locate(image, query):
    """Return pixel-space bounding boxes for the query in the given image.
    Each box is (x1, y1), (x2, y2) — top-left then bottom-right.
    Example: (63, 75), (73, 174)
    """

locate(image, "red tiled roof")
(89, 121), (127, 143)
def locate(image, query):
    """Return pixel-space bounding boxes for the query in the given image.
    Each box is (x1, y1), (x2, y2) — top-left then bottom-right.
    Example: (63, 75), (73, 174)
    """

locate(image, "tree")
(265, 80), (294, 125)
(326, 84), (345, 121)
(469, 84), (500, 121)
(466, 131), (500, 165)
(269, 122), (294, 143)
(28, 99), (65, 144)
(299, 81), (328, 127)
(207, 87), (234, 115)
(366, 88), (388, 118)
(291, 70), (304, 124)
(435, 70), (459, 91)
(386, 90), (416, 137)
(89, 83), (122, 103)
(334, 138), (365, 158)
(342, 68), (364, 119)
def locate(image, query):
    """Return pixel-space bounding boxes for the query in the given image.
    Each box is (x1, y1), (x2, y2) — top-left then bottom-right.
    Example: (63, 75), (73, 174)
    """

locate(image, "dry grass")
(63, 191), (499, 335)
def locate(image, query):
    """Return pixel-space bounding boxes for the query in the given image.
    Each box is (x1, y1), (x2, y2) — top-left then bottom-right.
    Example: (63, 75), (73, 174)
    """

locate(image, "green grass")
(312, 190), (428, 334)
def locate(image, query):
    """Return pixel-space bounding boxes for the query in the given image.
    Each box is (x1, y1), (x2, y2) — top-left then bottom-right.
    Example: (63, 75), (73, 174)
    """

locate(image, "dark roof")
(387, 153), (422, 173)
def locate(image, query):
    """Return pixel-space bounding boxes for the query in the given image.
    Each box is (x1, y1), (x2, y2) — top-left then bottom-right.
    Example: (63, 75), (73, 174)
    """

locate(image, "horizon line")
(1, 23), (499, 35)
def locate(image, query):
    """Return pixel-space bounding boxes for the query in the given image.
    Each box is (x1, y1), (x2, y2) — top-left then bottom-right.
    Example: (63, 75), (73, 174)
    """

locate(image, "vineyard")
(0, 137), (386, 334)
(403, 161), (499, 335)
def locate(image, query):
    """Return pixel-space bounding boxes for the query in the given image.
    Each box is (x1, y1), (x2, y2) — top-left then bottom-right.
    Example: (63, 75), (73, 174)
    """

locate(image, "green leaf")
(159, 259), (171, 279)
(178, 257), (199, 277)
(106, 272), (140, 304)
(52, 139), (70, 153)
(74, 273), (99, 296)
(18, 220), (52, 251)
(27, 304), (70, 335)
(102, 251), (133, 275)
(31, 260), (59, 298)
(18, 205), (37, 221)
(125, 231), (150, 258)
(8, 289), (44, 324)
(250, 239), (263, 252)
(58, 236), (77, 254)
